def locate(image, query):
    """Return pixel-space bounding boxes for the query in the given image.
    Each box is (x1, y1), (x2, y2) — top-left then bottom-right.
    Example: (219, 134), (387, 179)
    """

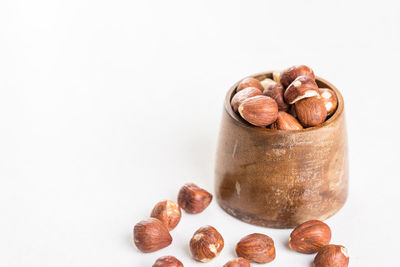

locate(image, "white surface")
(0, 0), (399, 266)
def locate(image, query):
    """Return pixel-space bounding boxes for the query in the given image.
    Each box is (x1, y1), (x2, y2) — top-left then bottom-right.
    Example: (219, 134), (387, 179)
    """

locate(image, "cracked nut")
(262, 79), (289, 111)
(152, 256), (183, 267)
(270, 111), (303, 130)
(231, 87), (262, 112)
(319, 88), (338, 115)
(190, 225), (224, 262)
(289, 220), (331, 254)
(280, 65), (315, 88)
(295, 97), (327, 127)
(284, 76), (319, 104)
(177, 183), (212, 214)
(238, 95), (278, 127)
(223, 257), (251, 267)
(150, 200), (181, 231)
(314, 245), (349, 267)
(235, 233), (276, 264)
(237, 77), (264, 92)
(133, 218), (172, 253)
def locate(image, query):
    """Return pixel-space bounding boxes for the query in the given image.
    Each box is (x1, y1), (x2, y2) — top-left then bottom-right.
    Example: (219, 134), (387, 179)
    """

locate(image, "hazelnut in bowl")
(215, 67), (348, 228)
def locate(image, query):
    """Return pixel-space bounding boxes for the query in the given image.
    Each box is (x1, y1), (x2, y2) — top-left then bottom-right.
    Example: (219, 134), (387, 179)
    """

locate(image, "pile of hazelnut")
(231, 65), (338, 129)
(133, 183), (349, 266)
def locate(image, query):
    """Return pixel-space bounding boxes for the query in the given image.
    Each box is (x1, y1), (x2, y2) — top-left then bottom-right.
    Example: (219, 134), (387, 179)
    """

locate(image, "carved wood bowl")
(215, 71), (348, 229)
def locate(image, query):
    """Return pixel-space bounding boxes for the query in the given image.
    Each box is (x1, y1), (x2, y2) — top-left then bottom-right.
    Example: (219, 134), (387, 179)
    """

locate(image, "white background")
(1, 0), (399, 266)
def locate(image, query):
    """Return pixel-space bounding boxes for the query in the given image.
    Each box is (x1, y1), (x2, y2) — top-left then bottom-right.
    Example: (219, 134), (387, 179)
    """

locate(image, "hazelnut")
(272, 70), (281, 83)
(284, 76), (320, 104)
(237, 77), (264, 92)
(177, 183), (212, 214)
(152, 256), (183, 267)
(260, 77), (275, 89)
(270, 111), (303, 130)
(280, 65), (315, 88)
(150, 200), (181, 231)
(231, 87), (262, 112)
(289, 220), (331, 254)
(262, 80), (290, 111)
(190, 225), (224, 262)
(235, 233), (276, 264)
(314, 245), (349, 267)
(238, 96), (278, 127)
(319, 88), (338, 115)
(295, 97), (327, 127)
(223, 257), (251, 267)
(133, 218), (172, 253)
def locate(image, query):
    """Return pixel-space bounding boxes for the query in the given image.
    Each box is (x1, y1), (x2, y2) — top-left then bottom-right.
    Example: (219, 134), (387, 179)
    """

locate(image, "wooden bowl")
(215, 71), (348, 229)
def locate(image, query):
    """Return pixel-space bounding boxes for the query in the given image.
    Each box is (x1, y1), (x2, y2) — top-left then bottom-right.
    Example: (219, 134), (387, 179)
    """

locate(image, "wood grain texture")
(214, 72), (348, 228)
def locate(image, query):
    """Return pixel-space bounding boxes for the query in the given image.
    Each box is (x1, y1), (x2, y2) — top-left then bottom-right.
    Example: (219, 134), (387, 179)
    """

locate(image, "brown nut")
(314, 245), (349, 267)
(280, 65), (315, 88)
(133, 218), (172, 253)
(295, 97), (327, 127)
(272, 70), (281, 83)
(319, 88), (338, 115)
(289, 104), (297, 118)
(190, 225), (224, 262)
(238, 96), (278, 127)
(152, 256), (183, 267)
(150, 200), (181, 231)
(237, 77), (264, 92)
(289, 220), (331, 254)
(284, 76), (320, 104)
(262, 80), (290, 111)
(270, 111), (303, 130)
(177, 183), (212, 214)
(235, 233), (276, 264)
(223, 257), (251, 267)
(231, 87), (262, 112)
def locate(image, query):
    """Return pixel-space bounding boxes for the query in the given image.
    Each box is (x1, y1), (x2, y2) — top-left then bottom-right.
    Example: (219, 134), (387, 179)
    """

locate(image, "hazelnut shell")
(238, 95), (278, 127)
(295, 97), (327, 127)
(235, 233), (276, 264)
(289, 220), (331, 254)
(133, 218), (172, 253)
(177, 183), (212, 214)
(190, 225), (224, 262)
(314, 245), (349, 267)
(150, 200), (182, 231)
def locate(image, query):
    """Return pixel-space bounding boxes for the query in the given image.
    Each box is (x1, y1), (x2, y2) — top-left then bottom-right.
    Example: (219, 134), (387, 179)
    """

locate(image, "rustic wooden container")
(215, 72), (348, 229)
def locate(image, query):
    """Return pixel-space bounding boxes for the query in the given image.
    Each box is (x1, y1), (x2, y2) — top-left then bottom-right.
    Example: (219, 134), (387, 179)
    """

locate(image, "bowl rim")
(224, 71), (344, 132)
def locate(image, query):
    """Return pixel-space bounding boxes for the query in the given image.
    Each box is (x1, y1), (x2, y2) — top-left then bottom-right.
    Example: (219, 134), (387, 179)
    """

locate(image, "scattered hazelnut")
(190, 226), (224, 262)
(150, 200), (181, 231)
(238, 96), (278, 127)
(319, 88), (338, 115)
(237, 77), (264, 92)
(272, 70), (281, 83)
(235, 233), (276, 264)
(280, 65), (315, 88)
(270, 111), (303, 130)
(152, 256), (183, 267)
(133, 218), (172, 253)
(177, 183), (212, 214)
(313, 245), (349, 267)
(223, 257), (251, 267)
(289, 220), (331, 254)
(231, 87), (262, 112)
(262, 80), (289, 111)
(284, 76), (320, 104)
(295, 97), (327, 127)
